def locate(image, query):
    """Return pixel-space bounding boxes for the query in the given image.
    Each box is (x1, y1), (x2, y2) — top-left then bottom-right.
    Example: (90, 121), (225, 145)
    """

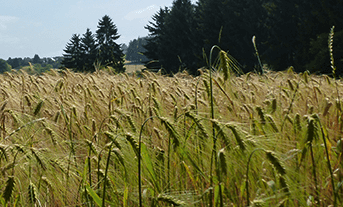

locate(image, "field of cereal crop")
(0, 65), (342, 206)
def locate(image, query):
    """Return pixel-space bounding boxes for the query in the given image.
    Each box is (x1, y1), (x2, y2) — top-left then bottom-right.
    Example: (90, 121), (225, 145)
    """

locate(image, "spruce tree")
(96, 15), (125, 73)
(195, 0), (226, 56)
(160, 0), (197, 74)
(62, 34), (83, 71)
(81, 28), (97, 72)
(144, 7), (170, 69)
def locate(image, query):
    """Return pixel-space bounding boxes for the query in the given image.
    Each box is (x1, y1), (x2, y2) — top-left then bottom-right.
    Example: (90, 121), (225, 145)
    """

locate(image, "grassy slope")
(0, 68), (342, 206)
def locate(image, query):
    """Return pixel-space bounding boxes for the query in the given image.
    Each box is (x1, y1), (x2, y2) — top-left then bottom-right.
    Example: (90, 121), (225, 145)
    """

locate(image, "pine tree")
(62, 34), (83, 71)
(81, 28), (97, 72)
(96, 15), (125, 73)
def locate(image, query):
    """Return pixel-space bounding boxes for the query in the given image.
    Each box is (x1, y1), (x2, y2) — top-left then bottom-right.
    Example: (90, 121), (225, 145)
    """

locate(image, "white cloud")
(124, 5), (157, 21)
(0, 15), (19, 30)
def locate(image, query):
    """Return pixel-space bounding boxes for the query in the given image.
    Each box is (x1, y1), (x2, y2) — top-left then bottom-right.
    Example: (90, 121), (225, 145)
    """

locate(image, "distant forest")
(143, 0), (343, 75)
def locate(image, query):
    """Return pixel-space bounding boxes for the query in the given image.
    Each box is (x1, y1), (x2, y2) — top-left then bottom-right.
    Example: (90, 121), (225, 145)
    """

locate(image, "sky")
(0, 0), (197, 60)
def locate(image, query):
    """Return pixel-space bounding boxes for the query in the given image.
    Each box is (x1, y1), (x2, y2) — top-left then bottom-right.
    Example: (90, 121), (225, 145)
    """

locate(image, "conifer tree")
(81, 28), (97, 72)
(96, 15), (125, 72)
(161, 0), (197, 74)
(144, 7), (170, 69)
(144, 0), (197, 74)
(62, 34), (83, 71)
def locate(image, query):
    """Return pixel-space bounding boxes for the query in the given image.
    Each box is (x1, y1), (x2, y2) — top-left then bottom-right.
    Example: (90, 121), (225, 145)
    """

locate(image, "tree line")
(62, 15), (125, 73)
(0, 55), (62, 74)
(143, 0), (343, 75)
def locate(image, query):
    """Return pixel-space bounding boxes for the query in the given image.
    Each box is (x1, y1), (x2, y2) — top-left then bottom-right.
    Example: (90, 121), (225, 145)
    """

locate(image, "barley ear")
(218, 148), (227, 174)
(294, 113), (302, 133)
(104, 131), (122, 150)
(250, 199), (265, 207)
(303, 71), (309, 84)
(157, 194), (185, 206)
(271, 98), (277, 113)
(186, 111), (209, 140)
(85, 139), (97, 155)
(265, 150), (286, 176)
(227, 125), (245, 151)
(252, 35), (264, 75)
(279, 176), (290, 195)
(0, 144), (8, 161)
(30, 148), (47, 171)
(33, 99), (44, 116)
(0, 101), (8, 112)
(328, 26), (336, 78)
(306, 117), (317, 143)
(265, 115), (279, 132)
(125, 133), (139, 157)
(212, 119), (230, 148)
(256, 106), (266, 125)
(112, 148), (125, 168)
(219, 50), (230, 81)
(126, 114), (137, 133)
(44, 127), (57, 145)
(28, 182), (37, 204)
(160, 117), (180, 150)
(3, 176), (15, 203)
(54, 111), (60, 123)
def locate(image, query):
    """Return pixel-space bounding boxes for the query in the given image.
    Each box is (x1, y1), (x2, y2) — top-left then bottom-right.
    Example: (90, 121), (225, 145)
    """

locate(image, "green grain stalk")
(246, 148), (264, 206)
(246, 149), (287, 206)
(101, 134), (120, 207)
(312, 114), (337, 207)
(303, 117), (320, 205)
(281, 80), (300, 131)
(252, 36), (264, 74)
(209, 45), (218, 207)
(138, 116), (156, 207)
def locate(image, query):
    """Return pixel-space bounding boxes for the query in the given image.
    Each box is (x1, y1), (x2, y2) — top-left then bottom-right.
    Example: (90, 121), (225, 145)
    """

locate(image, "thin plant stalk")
(252, 36), (264, 74)
(102, 136), (118, 207)
(281, 80), (300, 131)
(209, 45), (220, 207)
(138, 116), (156, 207)
(246, 148), (264, 206)
(309, 142), (320, 205)
(314, 115), (337, 206)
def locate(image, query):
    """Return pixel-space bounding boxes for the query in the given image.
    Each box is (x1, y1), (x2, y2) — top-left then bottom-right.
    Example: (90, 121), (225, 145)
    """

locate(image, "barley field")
(0, 65), (342, 206)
